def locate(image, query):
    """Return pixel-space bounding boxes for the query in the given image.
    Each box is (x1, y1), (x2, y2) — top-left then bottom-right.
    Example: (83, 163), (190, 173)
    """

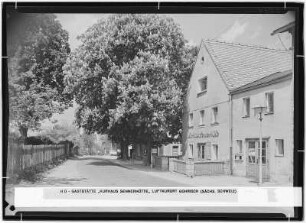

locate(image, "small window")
(198, 77), (207, 92)
(211, 107), (218, 124)
(237, 140), (243, 154)
(265, 92), (274, 114)
(275, 139), (284, 156)
(172, 146), (179, 156)
(189, 144), (194, 158)
(242, 97), (250, 117)
(212, 144), (218, 160)
(199, 110), (205, 125)
(189, 113), (193, 127)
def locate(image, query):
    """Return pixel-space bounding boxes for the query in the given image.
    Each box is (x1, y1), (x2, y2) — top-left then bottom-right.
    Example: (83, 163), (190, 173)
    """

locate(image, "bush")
(24, 136), (55, 145)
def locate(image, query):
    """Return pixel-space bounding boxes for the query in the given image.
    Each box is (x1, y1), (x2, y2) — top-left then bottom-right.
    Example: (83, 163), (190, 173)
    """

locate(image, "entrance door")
(246, 140), (269, 181)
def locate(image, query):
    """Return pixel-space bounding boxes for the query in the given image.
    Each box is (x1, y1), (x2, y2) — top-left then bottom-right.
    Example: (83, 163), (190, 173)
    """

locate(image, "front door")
(246, 139), (269, 181)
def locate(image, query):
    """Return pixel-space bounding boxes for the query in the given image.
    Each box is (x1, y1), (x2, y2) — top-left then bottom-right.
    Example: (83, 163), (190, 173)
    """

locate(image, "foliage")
(7, 12), (72, 138)
(24, 136), (55, 145)
(64, 14), (197, 159)
(41, 123), (80, 145)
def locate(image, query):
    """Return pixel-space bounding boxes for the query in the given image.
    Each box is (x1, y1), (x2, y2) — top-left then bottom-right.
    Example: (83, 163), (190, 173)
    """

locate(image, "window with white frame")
(189, 144), (194, 158)
(198, 77), (207, 92)
(275, 139), (284, 156)
(200, 110), (205, 125)
(211, 107), (218, 124)
(242, 97), (250, 117)
(172, 145), (179, 156)
(212, 144), (218, 160)
(265, 92), (274, 114)
(248, 141), (256, 164)
(198, 144), (205, 159)
(189, 113), (193, 127)
(237, 140), (243, 154)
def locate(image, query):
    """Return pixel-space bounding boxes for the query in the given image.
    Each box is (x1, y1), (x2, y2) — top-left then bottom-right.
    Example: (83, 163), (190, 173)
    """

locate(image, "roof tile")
(204, 40), (293, 91)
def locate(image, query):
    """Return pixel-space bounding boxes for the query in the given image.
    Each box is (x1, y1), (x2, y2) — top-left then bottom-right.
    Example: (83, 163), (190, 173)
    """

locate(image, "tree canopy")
(64, 14), (197, 160)
(7, 12), (72, 138)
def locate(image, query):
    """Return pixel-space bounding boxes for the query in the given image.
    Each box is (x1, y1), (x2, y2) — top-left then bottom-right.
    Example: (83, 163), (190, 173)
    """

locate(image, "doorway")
(246, 139), (269, 181)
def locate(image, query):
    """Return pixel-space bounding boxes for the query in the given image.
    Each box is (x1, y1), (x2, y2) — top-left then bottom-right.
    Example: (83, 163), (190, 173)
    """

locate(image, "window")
(242, 97), (250, 117)
(189, 113), (193, 127)
(211, 107), (218, 124)
(198, 144), (205, 159)
(265, 92), (274, 114)
(248, 141), (256, 164)
(198, 77), (207, 92)
(199, 110), (205, 125)
(172, 145), (179, 156)
(212, 144), (218, 160)
(275, 139), (284, 156)
(189, 144), (194, 158)
(237, 140), (243, 154)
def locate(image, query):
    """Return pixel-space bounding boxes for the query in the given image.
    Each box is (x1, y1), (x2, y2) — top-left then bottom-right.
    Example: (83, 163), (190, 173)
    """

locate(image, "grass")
(14, 157), (68, 184)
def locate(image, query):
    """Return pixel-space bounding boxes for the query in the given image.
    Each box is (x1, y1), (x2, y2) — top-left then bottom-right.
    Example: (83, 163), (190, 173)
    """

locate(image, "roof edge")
(229, 69), (292, 95)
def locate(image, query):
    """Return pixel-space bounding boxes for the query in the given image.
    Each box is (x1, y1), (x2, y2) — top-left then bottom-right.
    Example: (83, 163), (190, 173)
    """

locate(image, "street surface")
(5, 156), (294, 217)
(12, 155), (289, 187)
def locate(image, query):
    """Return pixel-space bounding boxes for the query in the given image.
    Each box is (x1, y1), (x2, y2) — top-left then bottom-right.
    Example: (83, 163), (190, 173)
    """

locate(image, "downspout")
(229, 93), (234, 175)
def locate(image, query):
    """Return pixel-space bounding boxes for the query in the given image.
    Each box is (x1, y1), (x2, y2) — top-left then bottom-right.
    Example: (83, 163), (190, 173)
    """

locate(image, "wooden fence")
(171, 159), (187, 175)
(6, 141), (70, 178)
(194, 161), (224, 176)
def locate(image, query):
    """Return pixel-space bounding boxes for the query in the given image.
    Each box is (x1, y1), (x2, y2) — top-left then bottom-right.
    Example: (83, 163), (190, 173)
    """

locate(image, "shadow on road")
(69, 156), (106, 161)
(86, 160), (131, 169)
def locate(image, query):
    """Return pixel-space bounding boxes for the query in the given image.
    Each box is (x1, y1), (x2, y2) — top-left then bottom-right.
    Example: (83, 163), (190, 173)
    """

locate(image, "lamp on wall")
(252, 105), (267, 185)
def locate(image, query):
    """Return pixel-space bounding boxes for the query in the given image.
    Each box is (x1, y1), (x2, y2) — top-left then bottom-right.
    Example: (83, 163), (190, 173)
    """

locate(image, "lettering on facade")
(187, 130), (219, 139)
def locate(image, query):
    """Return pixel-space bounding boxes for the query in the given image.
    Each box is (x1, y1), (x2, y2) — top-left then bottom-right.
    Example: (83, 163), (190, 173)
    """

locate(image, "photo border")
(2, 1), (304, 221)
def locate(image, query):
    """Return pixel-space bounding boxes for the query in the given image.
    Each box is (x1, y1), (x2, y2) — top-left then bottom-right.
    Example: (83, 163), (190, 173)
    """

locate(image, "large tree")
(64, 14), (196, 162)
(7, 12), (72, 138)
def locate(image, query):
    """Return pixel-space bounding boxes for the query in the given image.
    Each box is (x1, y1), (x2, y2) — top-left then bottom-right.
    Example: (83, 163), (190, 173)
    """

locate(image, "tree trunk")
(19, 126), (28, 139)
(144, 141), (152, 166)
(120, 141), (128, 160)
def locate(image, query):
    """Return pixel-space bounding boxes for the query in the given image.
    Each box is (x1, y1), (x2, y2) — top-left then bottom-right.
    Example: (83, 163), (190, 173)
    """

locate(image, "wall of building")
(232, 78), (293, 184)
(158, 143), (182, 156)
(182, 43), (231, 163)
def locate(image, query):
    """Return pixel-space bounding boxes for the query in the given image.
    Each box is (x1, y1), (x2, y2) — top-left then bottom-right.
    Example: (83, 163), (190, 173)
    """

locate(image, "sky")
(55, 13), (294, 50)
(33, 12), (295, 134)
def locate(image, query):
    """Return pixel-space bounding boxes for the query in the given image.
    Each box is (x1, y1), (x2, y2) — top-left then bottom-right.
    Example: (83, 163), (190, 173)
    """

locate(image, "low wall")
(169, 159), (228, 177)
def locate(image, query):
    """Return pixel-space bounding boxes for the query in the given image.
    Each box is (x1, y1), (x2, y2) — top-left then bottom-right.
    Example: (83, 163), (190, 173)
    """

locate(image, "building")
(158, 142), (182, 157)
(182, 39), (293, 184)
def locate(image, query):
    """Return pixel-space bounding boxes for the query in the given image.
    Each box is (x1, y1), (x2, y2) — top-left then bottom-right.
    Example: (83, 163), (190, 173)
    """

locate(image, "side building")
(182, 39), (293, 184)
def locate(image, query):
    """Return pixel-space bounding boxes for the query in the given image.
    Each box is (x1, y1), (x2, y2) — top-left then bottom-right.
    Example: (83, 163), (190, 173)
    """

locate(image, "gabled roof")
(203, 40), (293, 92)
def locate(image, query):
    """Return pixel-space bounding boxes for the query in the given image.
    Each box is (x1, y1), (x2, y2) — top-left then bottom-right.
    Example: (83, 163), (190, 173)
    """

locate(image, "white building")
(182, 39), (293, 184)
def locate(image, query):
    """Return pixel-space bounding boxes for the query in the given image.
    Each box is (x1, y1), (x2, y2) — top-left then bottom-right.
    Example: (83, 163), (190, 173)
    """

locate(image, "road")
(5, 156), (294, 218)
(22, 155), (190, 187)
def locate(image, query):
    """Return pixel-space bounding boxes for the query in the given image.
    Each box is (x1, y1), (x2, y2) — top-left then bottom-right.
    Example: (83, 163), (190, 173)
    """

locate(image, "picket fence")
(6, 140), (70, 178)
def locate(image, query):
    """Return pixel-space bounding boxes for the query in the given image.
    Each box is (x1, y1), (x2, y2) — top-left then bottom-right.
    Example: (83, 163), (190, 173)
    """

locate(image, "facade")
(182, 39), (293, 184)
(158, 142), (182, 157)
